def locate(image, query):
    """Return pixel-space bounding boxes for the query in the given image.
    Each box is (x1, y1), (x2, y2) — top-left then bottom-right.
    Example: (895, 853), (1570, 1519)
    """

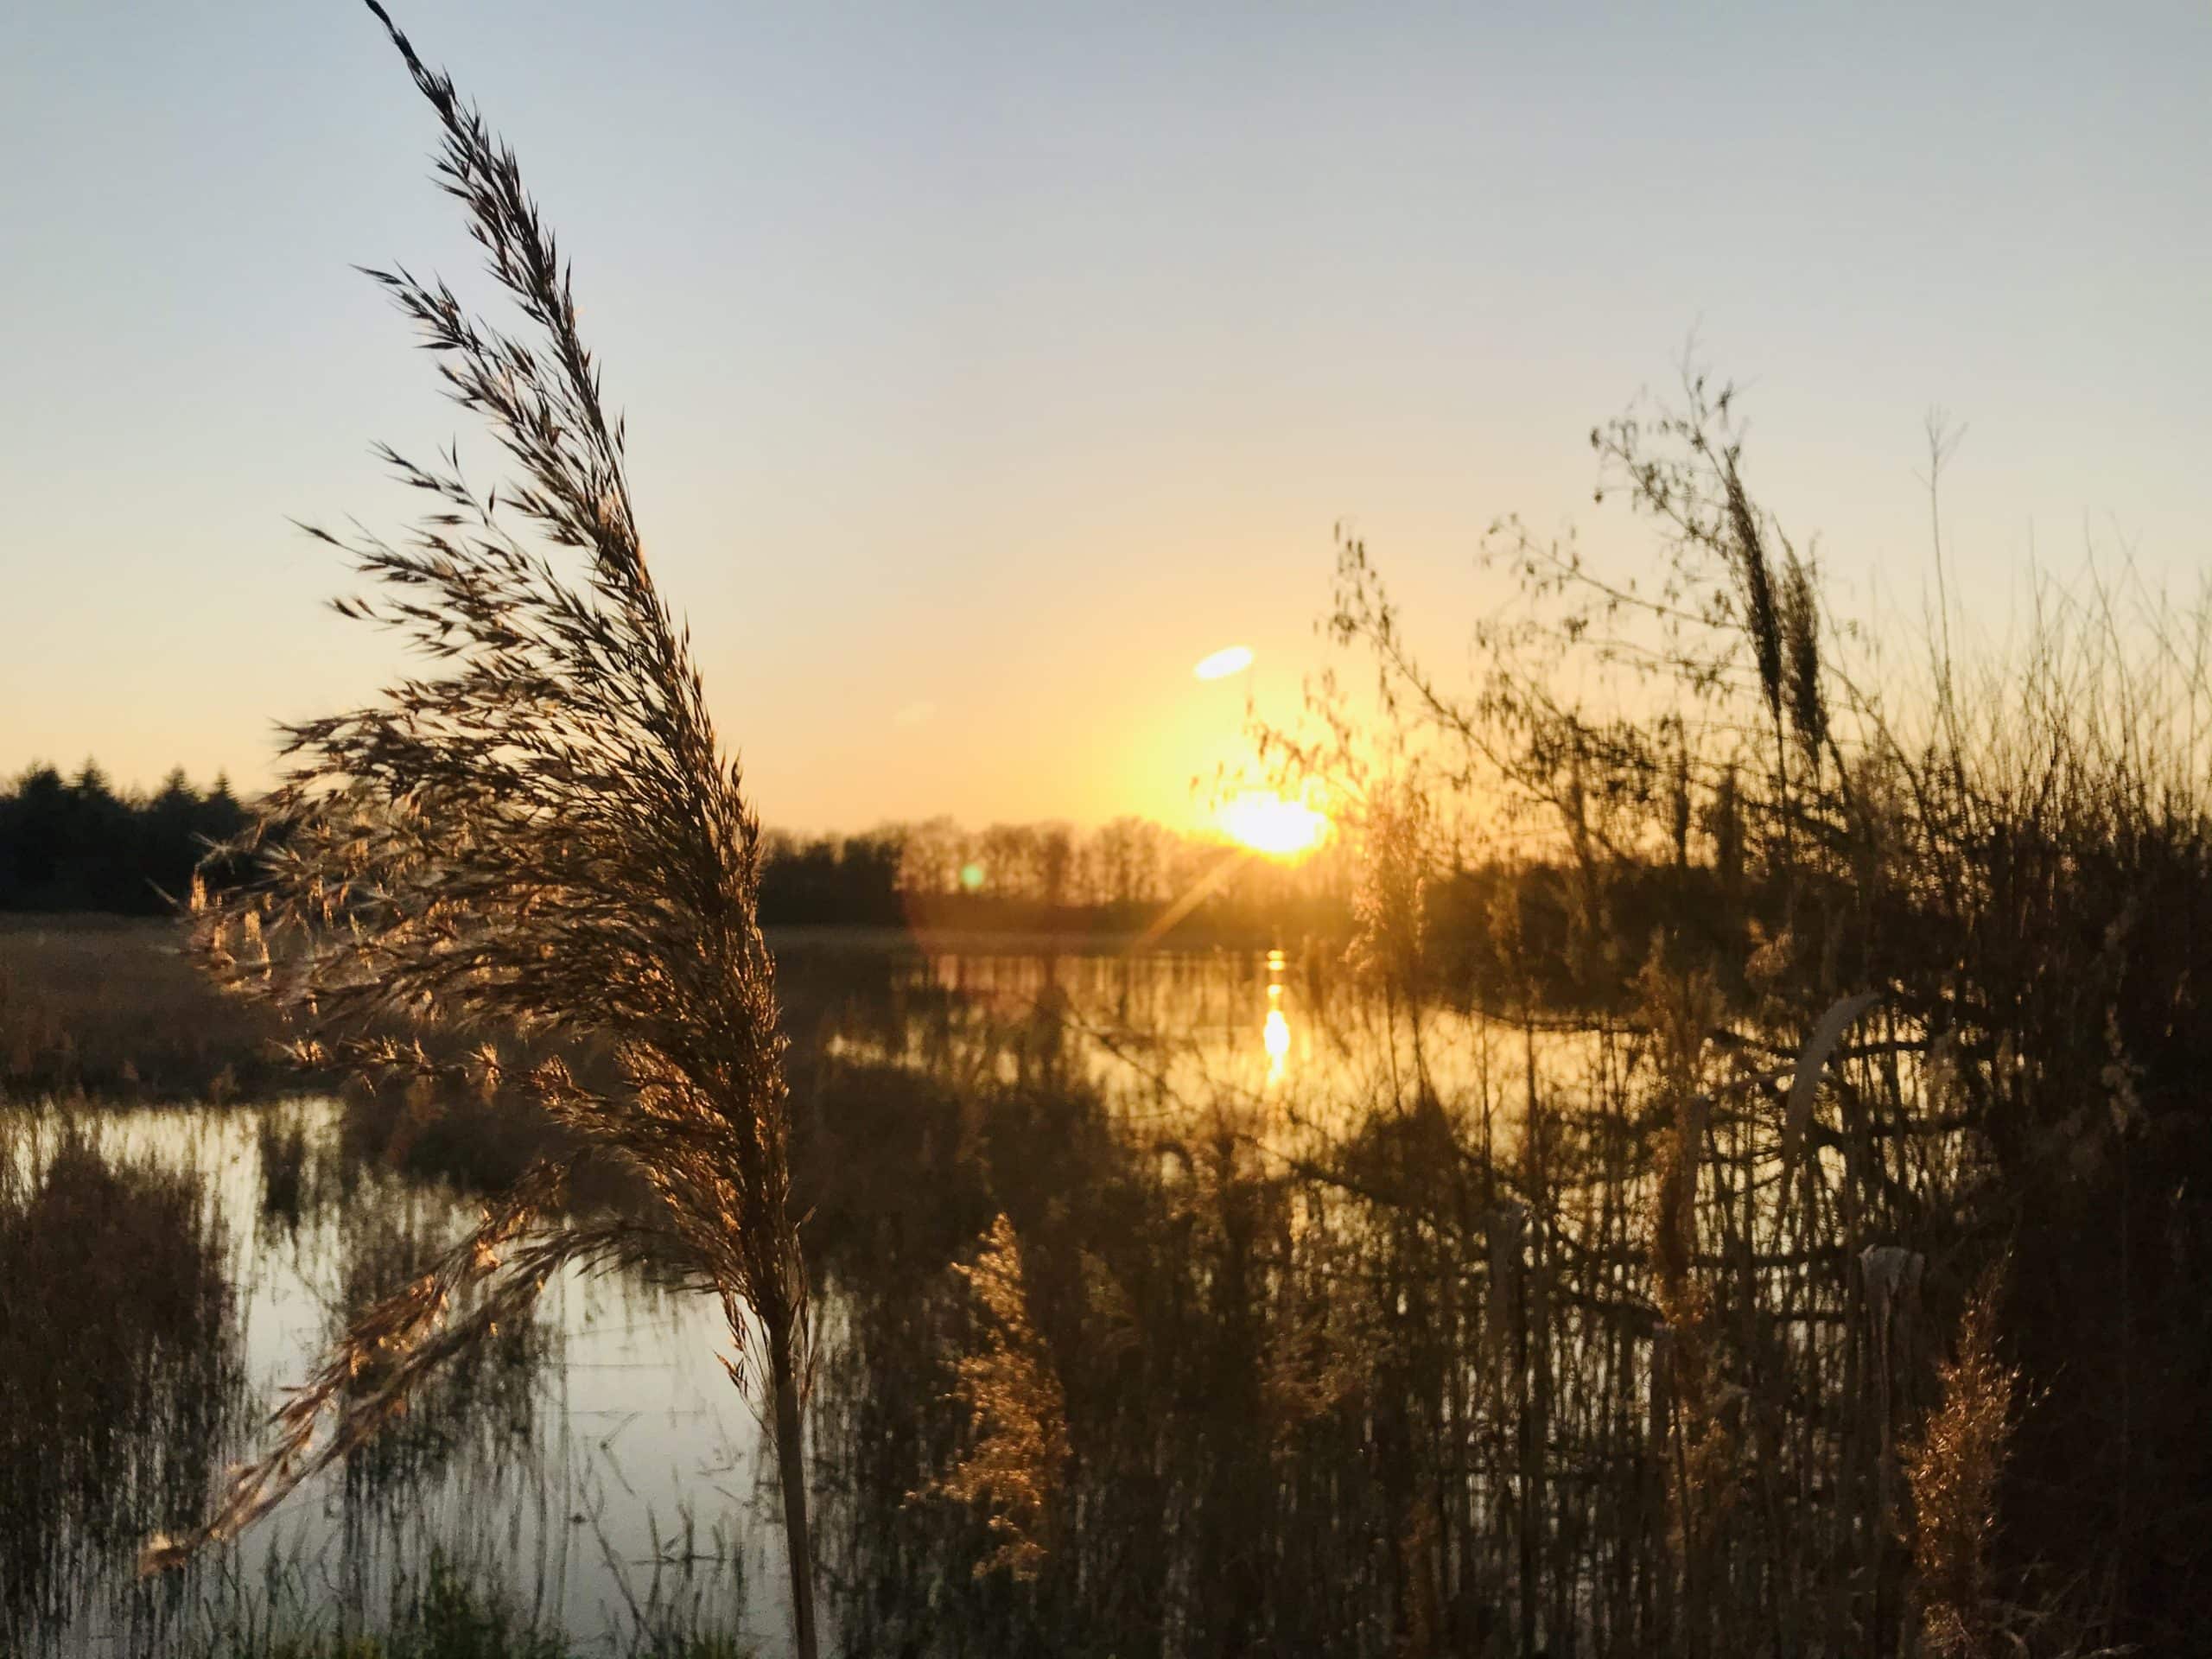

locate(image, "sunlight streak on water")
(1263, 947), (1292, 1085)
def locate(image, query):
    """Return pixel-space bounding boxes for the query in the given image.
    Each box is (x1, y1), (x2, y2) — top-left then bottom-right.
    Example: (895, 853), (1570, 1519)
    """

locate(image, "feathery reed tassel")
(152, 7), (821, 1654)
(933, 1214), (1070, 1580)
(1906, 1268), (2015, 1659)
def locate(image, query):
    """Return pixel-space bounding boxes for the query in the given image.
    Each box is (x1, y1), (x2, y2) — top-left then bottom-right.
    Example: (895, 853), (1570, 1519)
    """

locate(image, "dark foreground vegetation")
(1221, 376), (2212, 1654)
(13, 868), (2204, 1659)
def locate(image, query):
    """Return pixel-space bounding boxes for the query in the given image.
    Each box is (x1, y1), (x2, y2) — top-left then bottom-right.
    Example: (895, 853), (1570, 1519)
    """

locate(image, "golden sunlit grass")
(1217, 789), (1329, 857)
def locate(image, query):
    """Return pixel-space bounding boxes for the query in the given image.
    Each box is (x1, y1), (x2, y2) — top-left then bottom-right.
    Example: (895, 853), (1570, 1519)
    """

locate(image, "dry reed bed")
(798, 988), (2008, 1658)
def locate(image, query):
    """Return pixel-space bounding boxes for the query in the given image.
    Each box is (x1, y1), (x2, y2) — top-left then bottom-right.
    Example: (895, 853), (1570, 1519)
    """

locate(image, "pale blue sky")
(3, 2), (2206, 829)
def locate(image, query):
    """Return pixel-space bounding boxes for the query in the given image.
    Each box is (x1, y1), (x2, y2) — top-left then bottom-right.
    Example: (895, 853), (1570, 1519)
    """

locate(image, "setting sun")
(1217, 790), (1329, 857)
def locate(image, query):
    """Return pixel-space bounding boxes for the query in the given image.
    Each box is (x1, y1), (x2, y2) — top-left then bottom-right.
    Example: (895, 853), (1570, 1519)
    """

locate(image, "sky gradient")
(4, 2), (2208, 830)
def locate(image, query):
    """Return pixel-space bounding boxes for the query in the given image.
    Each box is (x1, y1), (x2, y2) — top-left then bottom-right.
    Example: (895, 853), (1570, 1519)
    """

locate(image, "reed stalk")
(143, 8), (820, 1654)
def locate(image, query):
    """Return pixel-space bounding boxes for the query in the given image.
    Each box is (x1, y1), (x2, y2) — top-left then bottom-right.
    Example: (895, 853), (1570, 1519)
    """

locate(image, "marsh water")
(4, 941), (1564, 1657)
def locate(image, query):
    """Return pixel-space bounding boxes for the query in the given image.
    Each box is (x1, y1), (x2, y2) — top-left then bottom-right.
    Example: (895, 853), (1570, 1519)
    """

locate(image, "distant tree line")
(3, 765), (1351, 932)
(7, 760), (1753, 962)
(0, 763), (248, 915)
(760, 816), (1355, 939)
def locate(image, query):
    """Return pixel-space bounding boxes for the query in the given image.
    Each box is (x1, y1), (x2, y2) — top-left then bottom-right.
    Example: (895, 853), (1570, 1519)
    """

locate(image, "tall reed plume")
(1906, 1268), (2016, 1659)
(148, 7), (821, 1653)
(932, 1213), (1069, 1580)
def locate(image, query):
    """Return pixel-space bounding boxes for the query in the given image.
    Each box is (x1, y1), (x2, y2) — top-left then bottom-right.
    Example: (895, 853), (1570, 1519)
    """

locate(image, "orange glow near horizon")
(1217, 789), (1330, 858)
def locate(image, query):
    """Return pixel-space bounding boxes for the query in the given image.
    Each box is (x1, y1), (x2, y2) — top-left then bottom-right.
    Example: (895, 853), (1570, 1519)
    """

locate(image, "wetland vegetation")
(8, 9), (2209, 1658)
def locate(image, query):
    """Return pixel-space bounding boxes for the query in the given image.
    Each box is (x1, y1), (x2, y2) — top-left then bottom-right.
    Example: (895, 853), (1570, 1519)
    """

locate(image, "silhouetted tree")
(0, 762), (248, 914)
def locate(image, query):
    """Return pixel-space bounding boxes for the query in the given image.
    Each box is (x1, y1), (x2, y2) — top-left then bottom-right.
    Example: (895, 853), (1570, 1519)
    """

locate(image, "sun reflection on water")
(1263, 948), (1292, 1085)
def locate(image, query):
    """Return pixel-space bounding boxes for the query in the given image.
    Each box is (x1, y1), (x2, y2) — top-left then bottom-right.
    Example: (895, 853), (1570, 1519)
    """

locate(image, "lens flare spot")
(1217, 791), (1329, 857)
(1194, 645), (1254, 681)
(959, 861), (986, 892)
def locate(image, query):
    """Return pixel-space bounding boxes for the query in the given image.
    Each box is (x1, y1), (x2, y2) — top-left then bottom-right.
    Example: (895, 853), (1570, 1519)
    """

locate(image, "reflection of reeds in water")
(161, 1548), (750, 1658)
(257, 1107), (312, 1226)
(0, 1126), (245, 1640)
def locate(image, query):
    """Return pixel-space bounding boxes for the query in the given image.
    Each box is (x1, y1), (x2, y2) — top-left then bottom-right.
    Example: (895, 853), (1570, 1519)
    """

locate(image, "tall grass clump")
(152, 7), (820, 1654)
(1236, 363), (2212, 1651)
